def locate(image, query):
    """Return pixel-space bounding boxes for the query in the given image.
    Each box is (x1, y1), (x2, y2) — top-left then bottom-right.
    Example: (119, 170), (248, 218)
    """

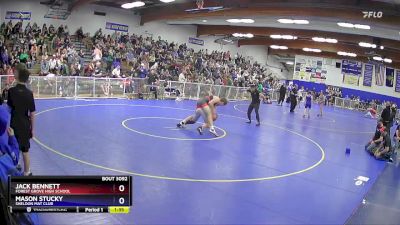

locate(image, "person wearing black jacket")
(277, 84), (286, 106)
(147, 70), (158, 99)
(381, 102), (391, 128)
(389, 104), (397, 129)
(289, 85), (298, 113)
(246, 84), (265, 126)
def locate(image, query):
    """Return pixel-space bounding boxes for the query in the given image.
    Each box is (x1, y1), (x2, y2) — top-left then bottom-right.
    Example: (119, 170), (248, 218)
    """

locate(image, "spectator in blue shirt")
(138, 64), (148, 78)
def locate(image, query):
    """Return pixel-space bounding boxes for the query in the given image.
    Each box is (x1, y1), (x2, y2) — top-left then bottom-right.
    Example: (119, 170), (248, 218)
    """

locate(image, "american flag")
(375, 64), (385, 86)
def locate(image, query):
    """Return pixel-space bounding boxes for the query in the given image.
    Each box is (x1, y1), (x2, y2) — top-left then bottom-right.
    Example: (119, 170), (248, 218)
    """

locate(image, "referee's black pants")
(290, 99), (297, 112)
(278, 94), (285, 105)
(248, 103), (260, 123)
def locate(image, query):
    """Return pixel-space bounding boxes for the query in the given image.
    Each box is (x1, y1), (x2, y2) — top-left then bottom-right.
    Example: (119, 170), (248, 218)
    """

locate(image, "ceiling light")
(312, 37), (325, 42)
(338, 22), (370, 30)
(359, 42), (376, 48)
(241, 19), (255, 23)
(121, 1), (145, 9)
(233, 33), (254, 38)
(227, 19), (241, 23)
(294, 20), (309, 24)
(286, 61), (294, 65)
(337, 22), (354, 28)
(277, 19), (293, 24)
(312, 37), (337, 43)
(246, 33), (254, 38)
(337, 51), (356, 57)
(270, 35), (297, 40)
(270, 45), (288, 50)
(348, 53), (357, 57)
(303, 48), (321, 53)
(326, 38), (338, 43)
(380, 46), (384, 50)
(372, 56), (391, 63)
(202, 20), (207, 22)
(383, 58), (392, 63)
(227, 19), (254, 24)
(282, 35), (297, 40)
(278, 19), (309, 24)
(270, 35), (281, 39)
(121, 3), (135, 8)
(160, 0), (175, 2)
(354, 24), (370, 30)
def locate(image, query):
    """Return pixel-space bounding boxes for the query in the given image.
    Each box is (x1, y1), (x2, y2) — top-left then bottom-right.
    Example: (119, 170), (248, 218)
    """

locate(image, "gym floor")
(29, 98), (392, 224)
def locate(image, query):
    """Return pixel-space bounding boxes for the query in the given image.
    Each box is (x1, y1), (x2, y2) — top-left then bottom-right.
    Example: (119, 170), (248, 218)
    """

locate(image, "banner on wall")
(188, 37), (204, 46)
(385, 67), (394, 87)
(5, 11), (31, 20)
(293, 57), (326, 83)
(363, 64), (373, 87)
(342, 60), (362, 86)
(375, 64), (385, 86)
(105, 22), (129, 32)
(395, 70), (400, 93)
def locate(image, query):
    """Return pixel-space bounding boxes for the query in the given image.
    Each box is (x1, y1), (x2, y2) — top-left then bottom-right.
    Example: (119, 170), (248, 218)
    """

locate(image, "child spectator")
(7, 69), (36, 176)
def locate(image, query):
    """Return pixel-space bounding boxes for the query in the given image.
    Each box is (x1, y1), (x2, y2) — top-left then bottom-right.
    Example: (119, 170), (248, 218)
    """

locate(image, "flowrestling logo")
(362, 11), (383, 19)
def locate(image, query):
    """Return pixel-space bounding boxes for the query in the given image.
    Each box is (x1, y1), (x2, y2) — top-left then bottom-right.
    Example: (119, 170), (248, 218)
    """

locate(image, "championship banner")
(5, 11), (31, 20)
(375, 64), (384, 86)
(363, 64), (373, 87)
(188, 37), (204, 46)
(395, 70), (400, 92)
(342, 60), (362, 86)
(105, 22), (129, 32)
(385, 67), (394, 87)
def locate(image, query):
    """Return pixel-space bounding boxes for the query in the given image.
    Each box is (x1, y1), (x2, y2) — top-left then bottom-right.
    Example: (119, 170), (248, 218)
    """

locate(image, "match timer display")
(8, 176), (132, 213)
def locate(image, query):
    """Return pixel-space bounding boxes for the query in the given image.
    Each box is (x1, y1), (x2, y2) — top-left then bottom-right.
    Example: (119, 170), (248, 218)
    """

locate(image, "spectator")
(40, 59), (49, 76)
(0, 107), (20, 167)
(138, 63), (148, 78)
(289, 84), (298, 113)
(392, 121), (400, 150)
(381, 102), (391, 128)
(112, 65), (121, 78)
(364, 104), (377, 119)
(365, 121), (384, 153)
(178, 71), (186, 83)
(389, 104), (397, 128)
(374, 127), (392, 161)
(277, 83), (286, 106)
(7, 69), (36, 176)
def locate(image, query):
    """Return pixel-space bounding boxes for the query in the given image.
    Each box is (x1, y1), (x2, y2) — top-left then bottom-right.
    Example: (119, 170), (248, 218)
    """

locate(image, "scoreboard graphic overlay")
(8, 176), (132, 213)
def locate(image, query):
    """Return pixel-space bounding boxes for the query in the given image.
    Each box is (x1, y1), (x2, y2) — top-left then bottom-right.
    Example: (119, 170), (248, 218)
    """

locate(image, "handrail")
(0, 75), (251, 101)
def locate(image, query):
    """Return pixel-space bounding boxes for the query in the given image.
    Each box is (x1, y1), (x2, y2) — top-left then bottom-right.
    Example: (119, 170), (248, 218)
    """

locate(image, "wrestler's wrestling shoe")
(209, 127), (219, 137)
(177, 121), (185, 128)
(197, 126), (203, 135)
